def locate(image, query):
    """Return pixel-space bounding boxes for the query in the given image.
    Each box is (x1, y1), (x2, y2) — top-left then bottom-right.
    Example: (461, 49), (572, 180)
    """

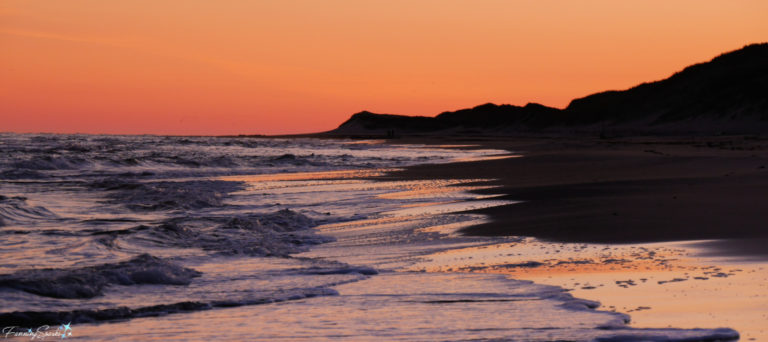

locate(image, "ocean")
(0, 134), (738, 341)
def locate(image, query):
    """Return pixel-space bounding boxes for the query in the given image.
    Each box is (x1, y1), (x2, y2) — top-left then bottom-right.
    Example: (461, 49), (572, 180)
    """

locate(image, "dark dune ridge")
(329, 43), (768, 136)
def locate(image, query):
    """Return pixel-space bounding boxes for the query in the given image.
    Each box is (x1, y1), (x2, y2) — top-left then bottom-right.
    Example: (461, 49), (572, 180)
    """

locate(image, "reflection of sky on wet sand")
(451, 154), (521, 163)
(220, 168), (396, 183)
(410, 237), (768, 341)
(223, 169), (765, 340)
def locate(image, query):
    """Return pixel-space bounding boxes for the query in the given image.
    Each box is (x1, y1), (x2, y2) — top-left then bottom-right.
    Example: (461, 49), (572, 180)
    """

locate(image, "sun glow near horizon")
(1, 1), (766, 135)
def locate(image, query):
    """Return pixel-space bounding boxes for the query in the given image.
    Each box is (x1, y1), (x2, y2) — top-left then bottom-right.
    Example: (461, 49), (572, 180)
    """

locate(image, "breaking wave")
(11, 155), (90, 171)
(0, 287), (338, 327)
(0, 254), (201, 299)
(92, 179), (244, 211)
(96, 209), (331, 256)
(0, 195), (58, 226)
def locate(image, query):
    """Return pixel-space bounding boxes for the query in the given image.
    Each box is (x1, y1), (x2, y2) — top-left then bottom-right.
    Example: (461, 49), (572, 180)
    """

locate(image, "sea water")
(0, 134), (738, 341)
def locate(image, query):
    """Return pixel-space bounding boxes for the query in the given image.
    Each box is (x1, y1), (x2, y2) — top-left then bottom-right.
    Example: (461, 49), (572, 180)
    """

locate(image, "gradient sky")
(1, 1), (766, 135)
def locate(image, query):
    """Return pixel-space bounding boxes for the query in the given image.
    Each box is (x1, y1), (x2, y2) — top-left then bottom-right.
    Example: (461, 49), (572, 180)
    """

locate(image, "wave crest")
(92, 179), (243, 211)
(0, 254), (201, 299)
(120, 210), (331, 256)
(0, 196), (57, 226)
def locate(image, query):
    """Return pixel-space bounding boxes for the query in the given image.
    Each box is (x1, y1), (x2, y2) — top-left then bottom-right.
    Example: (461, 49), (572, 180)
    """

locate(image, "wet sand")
(381, 135), (768, 255)
(407, 238), (768, 341)
(373, 134), (768, 339)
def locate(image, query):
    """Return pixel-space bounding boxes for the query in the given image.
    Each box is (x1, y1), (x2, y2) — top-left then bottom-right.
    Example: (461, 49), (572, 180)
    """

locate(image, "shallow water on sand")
(416, 238), (768, 341)
(0, 134), (741, 341)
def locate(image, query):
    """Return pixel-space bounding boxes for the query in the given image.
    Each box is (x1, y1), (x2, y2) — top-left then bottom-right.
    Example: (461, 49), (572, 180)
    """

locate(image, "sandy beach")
(383, 135), (768, 253)
(376, 134), (768, 340)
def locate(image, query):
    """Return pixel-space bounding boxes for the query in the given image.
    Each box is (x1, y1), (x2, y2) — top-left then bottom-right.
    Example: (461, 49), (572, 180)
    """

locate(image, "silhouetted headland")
(327, 43), (768, 259)
(328, 43), (768, 137)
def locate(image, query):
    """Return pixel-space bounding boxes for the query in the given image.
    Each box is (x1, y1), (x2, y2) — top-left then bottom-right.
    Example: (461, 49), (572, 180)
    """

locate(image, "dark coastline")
(373, 135), (768, 259)
(329, 43), (768, 138)
(297, 43), (768, 259)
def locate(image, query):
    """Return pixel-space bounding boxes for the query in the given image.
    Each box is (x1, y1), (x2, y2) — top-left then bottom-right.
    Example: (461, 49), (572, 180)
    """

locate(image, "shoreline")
(367, 134), (768, 340)
(408, 236), (768, 341)
(374, 134), (768, 258)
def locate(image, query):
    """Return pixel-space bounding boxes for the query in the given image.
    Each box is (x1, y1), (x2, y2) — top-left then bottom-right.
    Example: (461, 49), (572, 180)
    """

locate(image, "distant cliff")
(330, 43), (768, 136)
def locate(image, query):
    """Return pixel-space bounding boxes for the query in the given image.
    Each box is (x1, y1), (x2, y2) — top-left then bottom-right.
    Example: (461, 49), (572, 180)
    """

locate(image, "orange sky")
(1, 1), (766, 135)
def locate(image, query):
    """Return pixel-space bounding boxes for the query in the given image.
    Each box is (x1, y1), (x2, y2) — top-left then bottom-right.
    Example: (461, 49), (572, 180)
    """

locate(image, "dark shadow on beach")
(377, 135), (768, 259)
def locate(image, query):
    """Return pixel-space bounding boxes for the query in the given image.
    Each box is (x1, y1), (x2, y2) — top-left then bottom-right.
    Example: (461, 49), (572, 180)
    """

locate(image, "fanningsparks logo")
(2, 323), (73, 340)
